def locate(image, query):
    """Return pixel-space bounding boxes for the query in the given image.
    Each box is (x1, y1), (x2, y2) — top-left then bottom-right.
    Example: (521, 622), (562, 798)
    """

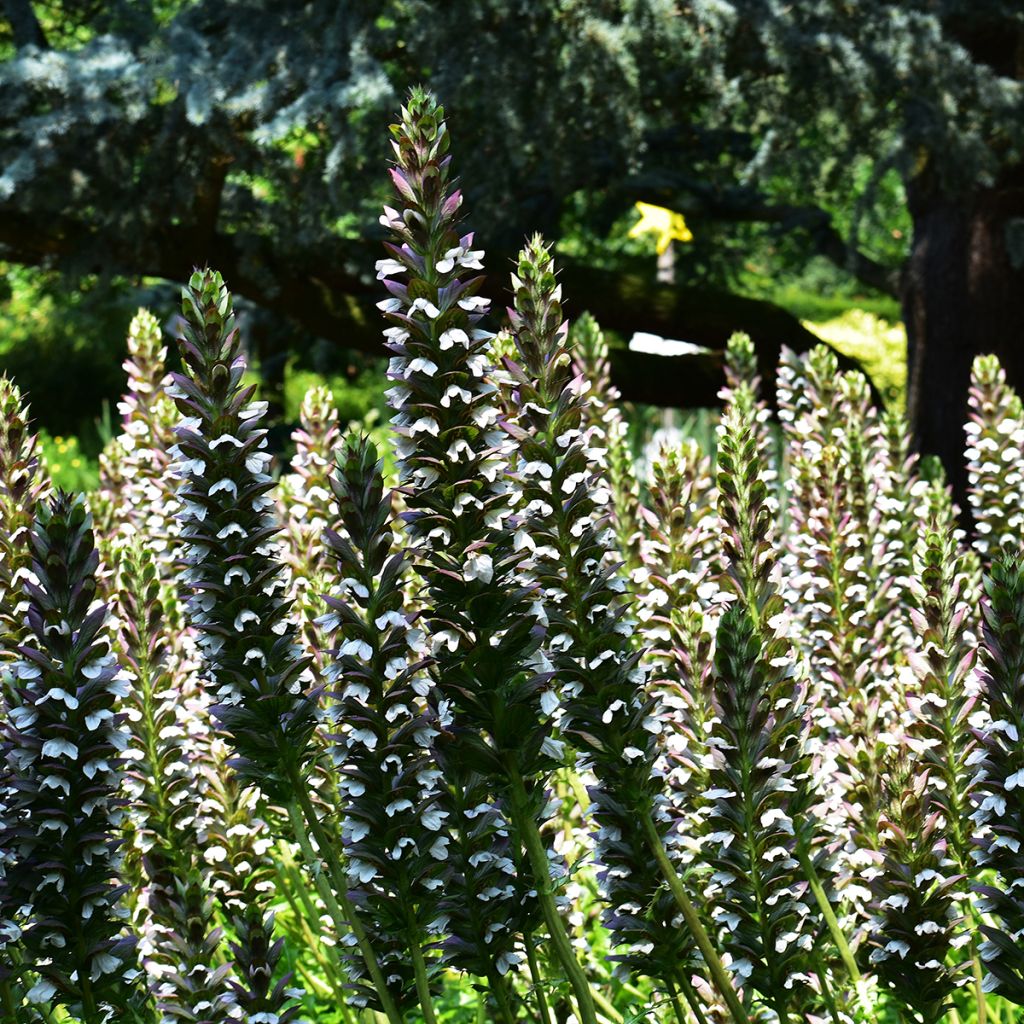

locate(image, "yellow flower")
(628, 202), (693, 254)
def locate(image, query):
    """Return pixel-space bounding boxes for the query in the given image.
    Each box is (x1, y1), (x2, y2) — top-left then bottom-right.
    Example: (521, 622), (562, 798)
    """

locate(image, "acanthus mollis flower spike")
(906, 488), (977, 875)
(505, 236), (745, 1020)
(965, 354), (1024, 560)
(95, 309), (180, 564)
(635, 442), (718, 873)
(0, 376), (50, 665)
(971, 553), (1024, 1002)
(714, 384), (777, 626)
(109, 542), (237, 1024)
(195, 741), (304, 1024)
(279, 384), (342, 591)
(380, 89), (552, 1010)
(721, 332), (777, 511)
(569, 313), (645, 573)
(704, 604), (833, 1019)
(169, 268), (319, 797)
(866, 756), (965, 1023)
(320, 433), (442, 1016)
(0, 492), (140, 1019)
(714, 374), (865, 1007)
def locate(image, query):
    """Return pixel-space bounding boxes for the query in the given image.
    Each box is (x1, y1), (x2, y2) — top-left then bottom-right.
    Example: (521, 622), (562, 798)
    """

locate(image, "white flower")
(421, 808), (447, 831)
(41, 739), (78, 760)
(439, 328), (470, 350)
(464, 552), (494, 584)
(375, 258), (407, 279)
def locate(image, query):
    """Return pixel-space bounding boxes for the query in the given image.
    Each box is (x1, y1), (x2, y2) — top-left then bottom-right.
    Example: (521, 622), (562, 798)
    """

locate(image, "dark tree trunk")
(903, 163), (1024, 517)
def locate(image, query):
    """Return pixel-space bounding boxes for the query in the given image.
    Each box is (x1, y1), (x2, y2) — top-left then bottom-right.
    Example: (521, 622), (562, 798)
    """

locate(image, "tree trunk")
(903, 163), (1024, 518)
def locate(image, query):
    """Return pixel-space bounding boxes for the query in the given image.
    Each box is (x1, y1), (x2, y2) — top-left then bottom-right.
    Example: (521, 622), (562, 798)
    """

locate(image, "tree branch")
(0, 206), (861, 412)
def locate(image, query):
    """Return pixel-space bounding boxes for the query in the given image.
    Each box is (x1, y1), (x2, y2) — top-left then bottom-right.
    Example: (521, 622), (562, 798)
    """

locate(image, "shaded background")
(2, 0), (1023, 507)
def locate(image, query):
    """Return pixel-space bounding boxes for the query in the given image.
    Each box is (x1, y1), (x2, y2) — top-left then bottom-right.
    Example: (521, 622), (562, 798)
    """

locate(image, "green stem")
(970, 938), (987, 1024)
(79, 973), (101, 1024)
(1, 980), (19, 1024)
(811, 952), (842, 1024)
(524, 932), (554, 1024)
(486, 969), (519, 1024)
(474, 980), (488, 1024)
(664, 976), (694, 1024)
(797, 850), (860, 984)
(638, 811), (750, 1024)
(591, 984), (624, 1024)
(285, 795), (404, 1024)
(672, 972), (709, 1024)
(409, 941), (438, 1024)
(505, 762), (599, 1024)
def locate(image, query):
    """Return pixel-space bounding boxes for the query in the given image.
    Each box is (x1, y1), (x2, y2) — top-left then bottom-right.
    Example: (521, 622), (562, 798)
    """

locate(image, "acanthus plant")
(710, 377), (858, 1020)
(502, 234), (747, 1022)
(0, 377), (50, 668)
(972, 553), (1024, 1001)
(867, 486), (977, 1020)
(378, 89), (572, 1022)
(0, 493), (140, 1022)
(108, 541), (236, 1024)
(569, 313), (646, 573)
(319, 433), (442, 1016)
(95, 309), (181, 574)
(964, 355), (1024, 561)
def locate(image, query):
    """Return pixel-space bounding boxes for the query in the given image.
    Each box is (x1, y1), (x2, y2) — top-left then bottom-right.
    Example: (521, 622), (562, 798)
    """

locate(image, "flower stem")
(505, 761), (599, 1024)
(1, 980), (18, 1024)
(524, 931), (554, 1024)
(638, 811), (750, 1024)
(796, 850), (860, 984)
(409, 941), (438, 1024)
(671, 972), (709, 1024)
(285, 795), (404, 1024)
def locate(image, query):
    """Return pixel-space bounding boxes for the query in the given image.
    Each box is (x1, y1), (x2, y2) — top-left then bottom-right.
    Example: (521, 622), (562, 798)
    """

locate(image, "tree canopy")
(2, 0), (1023, 490)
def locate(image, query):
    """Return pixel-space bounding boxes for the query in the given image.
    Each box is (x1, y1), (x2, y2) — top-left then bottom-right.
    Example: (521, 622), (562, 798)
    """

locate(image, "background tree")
(1, 0), (1022, 499)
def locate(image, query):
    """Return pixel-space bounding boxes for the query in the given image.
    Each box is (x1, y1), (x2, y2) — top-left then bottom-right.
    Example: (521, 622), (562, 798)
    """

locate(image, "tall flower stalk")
(973, 554), (1024, 1002)
(95, 309), (180, 567)
(965, 355), (1024, 559)
(321, 433), (442, 1019)
(0, 377), (50, 666)
(111, 541), (235, 1024)
(0, 493), (139, 1021)
(504, 235), (747, 1022)
(169, 268), (400, 1023)
(379, 88), (568, 1021)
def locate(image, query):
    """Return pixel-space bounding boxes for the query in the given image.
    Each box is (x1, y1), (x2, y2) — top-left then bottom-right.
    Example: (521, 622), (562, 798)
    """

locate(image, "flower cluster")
(169, 269), (319, 796)
(0, 376), (50, 663)
(709, 384), (836, 1016)
(321, 434), (442, 1011)
(0, 493), (138, 1018)
(965, 354), (1024, 559)
(973, 554), (1024, 1001)
(378, 88), (548, 1006)
(570, 312), (645, 571)
(95, 309), (180, 568)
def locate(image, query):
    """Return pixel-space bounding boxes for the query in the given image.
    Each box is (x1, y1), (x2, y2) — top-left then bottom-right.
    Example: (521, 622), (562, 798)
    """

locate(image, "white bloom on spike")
(409, 297), (441, 319)
(233, 610), (260, 631)
(420, 808), (447, 831)
(464, 553), (494, 584)
(375, 258), (406, 279)
(439, 328), (470, 350)
(41, 739), (78, 760)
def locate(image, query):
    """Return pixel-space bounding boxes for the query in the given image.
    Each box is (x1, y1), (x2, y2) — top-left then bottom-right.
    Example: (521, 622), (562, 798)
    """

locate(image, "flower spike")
(169, 269), (319, 796)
